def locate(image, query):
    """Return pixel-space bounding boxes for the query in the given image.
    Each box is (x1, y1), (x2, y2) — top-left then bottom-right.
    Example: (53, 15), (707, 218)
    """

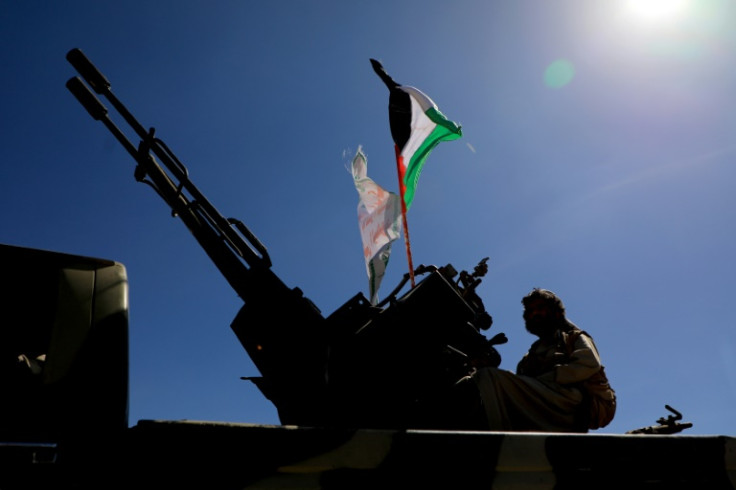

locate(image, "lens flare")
(544, 59), (575, 89)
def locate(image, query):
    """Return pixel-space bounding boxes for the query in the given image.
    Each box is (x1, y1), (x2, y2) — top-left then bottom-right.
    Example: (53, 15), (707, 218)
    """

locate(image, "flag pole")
(395, 144), (416, 288)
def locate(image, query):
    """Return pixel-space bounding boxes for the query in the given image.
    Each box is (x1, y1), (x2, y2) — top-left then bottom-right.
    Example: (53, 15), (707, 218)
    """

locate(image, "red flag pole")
(394, 144), (416, 288)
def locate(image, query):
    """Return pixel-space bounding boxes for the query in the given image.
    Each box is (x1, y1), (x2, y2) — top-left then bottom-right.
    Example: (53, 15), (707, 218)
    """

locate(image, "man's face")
(523, 298), (555, 337)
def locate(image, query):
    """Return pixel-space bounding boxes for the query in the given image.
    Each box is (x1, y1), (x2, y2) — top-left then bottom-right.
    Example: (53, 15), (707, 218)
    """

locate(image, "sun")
(625, 0), (690, 22)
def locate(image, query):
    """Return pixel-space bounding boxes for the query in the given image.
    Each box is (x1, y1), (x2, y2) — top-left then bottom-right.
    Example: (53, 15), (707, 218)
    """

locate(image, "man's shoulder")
(562, 327), (596, 351)
(565, 322), (592, 339)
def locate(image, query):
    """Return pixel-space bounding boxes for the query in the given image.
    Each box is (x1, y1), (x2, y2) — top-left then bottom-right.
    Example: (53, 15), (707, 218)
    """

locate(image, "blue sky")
(2, 0), (735, 435)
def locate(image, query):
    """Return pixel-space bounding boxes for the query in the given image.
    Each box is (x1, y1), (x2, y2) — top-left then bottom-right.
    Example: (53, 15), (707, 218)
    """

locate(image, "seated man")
(471, 288), (614, 432)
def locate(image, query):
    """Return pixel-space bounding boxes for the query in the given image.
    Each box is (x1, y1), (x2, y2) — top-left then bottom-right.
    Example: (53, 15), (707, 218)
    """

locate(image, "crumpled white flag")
(351, 147), (402, 304)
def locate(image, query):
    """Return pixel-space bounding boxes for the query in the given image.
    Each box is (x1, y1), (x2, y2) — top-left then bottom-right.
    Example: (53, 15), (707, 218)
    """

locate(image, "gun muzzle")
(66, 48), (111, 94)
(66, 77), (107, 121)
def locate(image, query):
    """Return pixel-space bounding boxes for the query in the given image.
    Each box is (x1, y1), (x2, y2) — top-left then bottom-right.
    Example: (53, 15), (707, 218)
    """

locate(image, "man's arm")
(555, 333), (602, 385)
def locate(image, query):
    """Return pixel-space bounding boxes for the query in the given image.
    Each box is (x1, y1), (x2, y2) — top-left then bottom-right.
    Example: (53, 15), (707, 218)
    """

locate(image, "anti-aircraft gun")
(65, 48), (504, 430)
(5, 49), (736, 489)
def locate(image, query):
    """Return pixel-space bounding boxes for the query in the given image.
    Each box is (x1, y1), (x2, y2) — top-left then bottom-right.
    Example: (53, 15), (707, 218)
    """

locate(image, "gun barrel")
(66, 77), (107, 121)
(67, 48), (110, 93)
(66, 49), (273, 293)
(65, 49), (332, 426)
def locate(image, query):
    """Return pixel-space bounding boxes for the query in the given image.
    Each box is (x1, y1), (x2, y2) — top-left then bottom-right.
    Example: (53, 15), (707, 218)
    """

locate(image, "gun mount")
(65, 48), (502, 430)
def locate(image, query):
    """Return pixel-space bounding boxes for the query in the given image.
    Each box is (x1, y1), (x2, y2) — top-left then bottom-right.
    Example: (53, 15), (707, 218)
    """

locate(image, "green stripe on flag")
(426, 107), (463, 137)
(403, 108), (462, 209)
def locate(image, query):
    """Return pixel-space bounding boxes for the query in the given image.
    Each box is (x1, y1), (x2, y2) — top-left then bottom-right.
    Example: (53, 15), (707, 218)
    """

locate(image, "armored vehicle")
(0, 49), (734, 489)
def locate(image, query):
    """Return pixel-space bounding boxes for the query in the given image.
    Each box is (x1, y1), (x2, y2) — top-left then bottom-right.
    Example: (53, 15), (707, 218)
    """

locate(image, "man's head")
(521, 288), (566, 338)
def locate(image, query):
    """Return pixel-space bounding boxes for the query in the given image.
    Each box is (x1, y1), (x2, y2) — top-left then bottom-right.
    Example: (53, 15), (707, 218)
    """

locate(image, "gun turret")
(66, 49), (502, 430)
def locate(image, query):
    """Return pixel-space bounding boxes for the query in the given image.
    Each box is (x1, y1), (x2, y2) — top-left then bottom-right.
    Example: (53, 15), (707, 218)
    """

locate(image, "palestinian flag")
(370, 59), (462, 210)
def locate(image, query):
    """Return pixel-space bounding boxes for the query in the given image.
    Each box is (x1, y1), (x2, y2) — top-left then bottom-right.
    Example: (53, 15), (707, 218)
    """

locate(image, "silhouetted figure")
(471, 288), (615, 432)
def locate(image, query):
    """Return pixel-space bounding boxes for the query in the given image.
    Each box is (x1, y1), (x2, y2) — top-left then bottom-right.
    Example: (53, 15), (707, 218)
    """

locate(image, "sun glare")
(626, 0), (690, 22)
